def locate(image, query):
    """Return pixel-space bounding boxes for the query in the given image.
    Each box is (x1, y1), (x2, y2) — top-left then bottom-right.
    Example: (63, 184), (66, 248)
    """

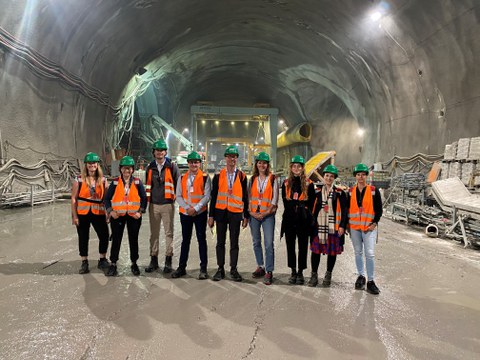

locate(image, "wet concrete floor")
(1, 201), (479, 359)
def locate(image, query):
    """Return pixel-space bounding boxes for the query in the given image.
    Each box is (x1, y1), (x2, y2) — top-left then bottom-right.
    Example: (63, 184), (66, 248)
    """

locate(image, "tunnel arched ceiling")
(1, 0), (480, 166)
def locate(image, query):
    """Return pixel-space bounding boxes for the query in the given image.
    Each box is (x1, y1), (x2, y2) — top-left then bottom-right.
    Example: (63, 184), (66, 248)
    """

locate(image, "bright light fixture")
(370, 11), (382, 21)
(357, 128), (365, 136)
(215, 120), (219, 125)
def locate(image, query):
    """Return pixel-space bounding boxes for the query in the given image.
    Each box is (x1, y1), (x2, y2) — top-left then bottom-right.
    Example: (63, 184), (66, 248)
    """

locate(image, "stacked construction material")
(444, 143), (457, 160)
(477, 163), (480, 186)
(468, 137), (480, 160)
(449, 162), (462, 179)
(440, 162), (450, 180)
(462, 163), (475, 185)
(456, 138), (470, 160)
(401, 173), (425, 189)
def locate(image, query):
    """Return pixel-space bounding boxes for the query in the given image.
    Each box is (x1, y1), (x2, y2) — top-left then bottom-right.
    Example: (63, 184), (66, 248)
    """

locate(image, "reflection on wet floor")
(1, 202), (480, 359)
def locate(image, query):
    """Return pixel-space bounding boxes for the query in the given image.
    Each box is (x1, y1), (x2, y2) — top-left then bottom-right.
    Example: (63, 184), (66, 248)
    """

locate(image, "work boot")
(105, 264), (117, 277)
(97, 258), (109, 270)
(288, 270), (297, 284)
(263, 271), (273, 285)
(230, 268), (243, 282)
(131, 263), (140, 276)
(145, 256), (159, 273)
(296, 272), (305, 285)
(163, 255), (173, 273)
(322, 271), (332, 287)
(366, 280), (380, 295)
(79, 260), (89, 274)
(252, 266), (266, 278)
(198, 268), (208, 280)
(307, 272), (318, 287)
(171, 267), (187, 278)
(212, 267), (225, 281)
(355, 275), (366, 290)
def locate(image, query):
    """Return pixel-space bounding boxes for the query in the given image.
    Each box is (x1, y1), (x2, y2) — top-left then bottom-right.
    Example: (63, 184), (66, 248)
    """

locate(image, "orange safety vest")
(348, 185), (376, 231)
(215, 168), (245, 213)
(179, 170), (207, 215)
(312, 186), (342, 231)
(249, 175), (275, 213)
(76, 176), (106, 215)
(284, 178), (311, 201)
(145, 165), (175, 201)
(111, 177), (141, 217)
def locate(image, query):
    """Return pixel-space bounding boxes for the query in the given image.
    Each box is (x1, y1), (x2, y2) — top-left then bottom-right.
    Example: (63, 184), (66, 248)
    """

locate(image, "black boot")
(79, 260), (89, 274)
(307, 272), (318, 287)
(296, 271), (305, 285)
(355, 275), (366, 290)
(163, 255), (173, 273)
(171, 267), (187, 278)
(322, 271), (332, 287)
(145, 256), (159, 273)
(288, 269), (297, 284)
(366, 280), (380, 295)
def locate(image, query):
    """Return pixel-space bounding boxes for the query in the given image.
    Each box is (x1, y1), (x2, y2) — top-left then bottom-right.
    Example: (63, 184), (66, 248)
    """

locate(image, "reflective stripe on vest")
(77, 176), (106, 215)
(215, 169), (244, 213)
(146, 165), (175, 201)
(348, 185), (375, 231)
(179, 170), (207, 214)
(111, 177), (141, 216)
(249, 175), (274, 213)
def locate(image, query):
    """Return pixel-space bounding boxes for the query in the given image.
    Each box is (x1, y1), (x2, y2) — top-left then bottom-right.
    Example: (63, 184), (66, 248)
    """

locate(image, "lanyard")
(227, 170), (236, 190)
(258, 176), (267, 194)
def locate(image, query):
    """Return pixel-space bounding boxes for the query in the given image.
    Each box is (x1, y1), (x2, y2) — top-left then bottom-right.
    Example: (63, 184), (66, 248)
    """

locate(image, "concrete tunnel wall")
(1, 0), (480, 168)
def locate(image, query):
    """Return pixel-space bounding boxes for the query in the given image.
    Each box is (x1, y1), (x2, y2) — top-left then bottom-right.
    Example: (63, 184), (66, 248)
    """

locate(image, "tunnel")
(1, 0), (479, 176)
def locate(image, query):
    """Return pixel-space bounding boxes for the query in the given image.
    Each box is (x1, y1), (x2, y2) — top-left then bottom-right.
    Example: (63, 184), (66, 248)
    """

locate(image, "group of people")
(71, 140), (382, 295)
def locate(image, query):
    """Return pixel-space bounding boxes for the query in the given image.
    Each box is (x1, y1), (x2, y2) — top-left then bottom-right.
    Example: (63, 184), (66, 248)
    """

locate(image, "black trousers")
(76, 211), (109, 257)
(109, 215), (142, 264)
(179, 211), (208, 270)
(215, 211), (242, 269)
(285, 226), (309, 271)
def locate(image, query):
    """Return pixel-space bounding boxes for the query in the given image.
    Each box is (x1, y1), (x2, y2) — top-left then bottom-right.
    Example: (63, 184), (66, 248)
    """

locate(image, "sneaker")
(296, 273), (305, 285)
(131, 263), (140, 276)
(322, 271), (332, 287)
(198, 269), (208, 280)
(212, 267), (225, 281)
(263, 272), (273, 285)
(97, 258), (109, 270)
(230, 268), (243, 282)
(355, 275), (366, 290)
(106, 264), (117, 277)
(252, 266), (266, 278)
(307, 272), (318, 287)
(79, 260), (89, 274)
(171, 267), (187, 278)
(288, 271), (297, 284)
(366, 280), (380, 295)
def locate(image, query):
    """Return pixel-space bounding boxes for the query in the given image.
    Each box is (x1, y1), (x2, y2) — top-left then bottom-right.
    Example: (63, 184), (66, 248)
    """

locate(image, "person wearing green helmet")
(171, 151), (212, 280)
(348, 163), (382, 295)
(281, 154), (315, 285)
(71, 152), (110, 274)
(248, 152), (278, 285)
(104, 156), (147, 276)
(144, 139), (180, 274)
(208, 144), (249, 282)
(307, 164), (348, 288)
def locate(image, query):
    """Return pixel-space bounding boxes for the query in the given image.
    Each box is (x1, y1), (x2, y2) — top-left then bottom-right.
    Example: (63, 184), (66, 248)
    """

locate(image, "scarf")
(316, 186), (336, 244)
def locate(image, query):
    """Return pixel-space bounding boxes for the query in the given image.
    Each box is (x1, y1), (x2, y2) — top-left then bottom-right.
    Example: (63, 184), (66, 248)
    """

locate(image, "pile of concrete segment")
(442, 137), (480, 187)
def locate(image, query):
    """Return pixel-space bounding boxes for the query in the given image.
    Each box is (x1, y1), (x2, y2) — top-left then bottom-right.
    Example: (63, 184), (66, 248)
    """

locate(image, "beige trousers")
(149, 203), (175, 257)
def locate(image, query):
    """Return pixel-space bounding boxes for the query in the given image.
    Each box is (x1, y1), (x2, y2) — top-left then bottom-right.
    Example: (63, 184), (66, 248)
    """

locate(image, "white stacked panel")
(444, 144), (456, 160)
(461, 162), (475, 185)
(476, 163), (480, 186)
(456, 138), (470, 160)
(468, 137), (480, 160)
(449, 162), (462, 179)
(441, 162), (450, 180)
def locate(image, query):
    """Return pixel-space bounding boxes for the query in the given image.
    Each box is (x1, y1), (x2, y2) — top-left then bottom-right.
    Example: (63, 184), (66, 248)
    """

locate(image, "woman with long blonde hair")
(71, 152), (110, 274)
(280, 155), (315, 285)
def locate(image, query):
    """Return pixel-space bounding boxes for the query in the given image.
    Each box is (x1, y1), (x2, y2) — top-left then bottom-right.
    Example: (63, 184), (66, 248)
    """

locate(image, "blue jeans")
(249, 214), (275, 272)
(350, 229), (377, 281)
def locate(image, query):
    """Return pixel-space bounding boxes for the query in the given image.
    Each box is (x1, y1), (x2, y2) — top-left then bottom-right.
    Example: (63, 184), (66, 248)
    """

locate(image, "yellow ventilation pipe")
(277, 122), (312, 148)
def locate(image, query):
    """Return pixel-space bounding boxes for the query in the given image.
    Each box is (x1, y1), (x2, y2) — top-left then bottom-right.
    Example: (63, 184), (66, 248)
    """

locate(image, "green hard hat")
(323, 164), (338, 178)
(290, 155), (305, 165)
(224, 145), (239, 157)
(84, 152), (100, 163)
(255, 152), (270, 162)
(152, 139), (168, 150)
(119, 156), (135, 167)
(353, 163), (369, 175)
(187, 151), (202, 161)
